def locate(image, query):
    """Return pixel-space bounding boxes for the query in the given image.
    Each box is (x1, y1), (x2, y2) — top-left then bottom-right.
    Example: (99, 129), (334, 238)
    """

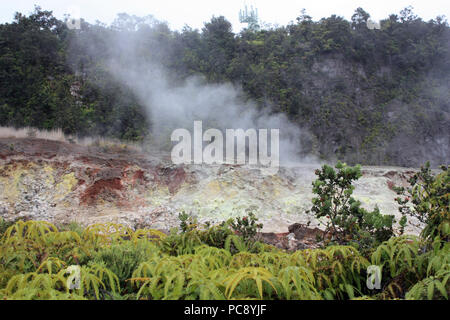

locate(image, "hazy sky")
(1, 0), (449, 32)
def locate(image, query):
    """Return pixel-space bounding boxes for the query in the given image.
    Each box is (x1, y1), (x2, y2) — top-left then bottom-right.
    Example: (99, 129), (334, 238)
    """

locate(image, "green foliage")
(0, 218), (448, 300)
(60, 221), (85, 236)
(230, 212), (263, 243)
(224, 267), (277, 299)
(90, 241), (151, 291)
(160, 230), (204, 256)
(178, 211), (195, 233)
(1, 8), (449, 166)
(310, 161), (395, 247)
(199, 220), (234, 248)
(0, 160), (448, 301)
(0, 218), (17, 236)
(371, 236), (421, 280)
(405, 268), (449, 300)
(394, 162), (449, 244)
(1, 272), (83, 300)
(172, 212), (263, 254)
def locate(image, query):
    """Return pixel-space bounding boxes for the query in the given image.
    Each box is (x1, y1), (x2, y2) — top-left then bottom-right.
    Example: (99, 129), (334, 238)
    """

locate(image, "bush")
(230, 212), (263, 244)
(0, 218), (17, 237)
(309, 161), (395, 248)
(394, 162), (449, 245)
(90, 241), (151, 291)
(0, 166), (447, 300)
(199, 220), (234, 248)
(0, 219), (447, 300)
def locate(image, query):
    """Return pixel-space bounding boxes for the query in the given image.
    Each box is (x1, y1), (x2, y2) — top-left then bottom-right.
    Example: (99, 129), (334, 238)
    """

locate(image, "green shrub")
(178, 211), (197, 233)
(90, 241), (153, 291)
(0, 159), (448, 301)
(230, 212), (263, 244)
(394, 162), (449, 245)
(199, 220), (234, 248)
(0, 219), (447, 300)
(309, 161), (395, 247)
(0, 218), (17, 237)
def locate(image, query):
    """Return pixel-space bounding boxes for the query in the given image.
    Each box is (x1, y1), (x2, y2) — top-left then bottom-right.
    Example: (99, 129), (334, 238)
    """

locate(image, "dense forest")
(0, 6), (449, 166)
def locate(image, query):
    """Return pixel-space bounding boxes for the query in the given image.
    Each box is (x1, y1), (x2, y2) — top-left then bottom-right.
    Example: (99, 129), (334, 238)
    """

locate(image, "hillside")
(0, 7), (449, 167)
(0, 4), (448, 302)
(0, 137), (448, 301)
(0, 137), (424, 236)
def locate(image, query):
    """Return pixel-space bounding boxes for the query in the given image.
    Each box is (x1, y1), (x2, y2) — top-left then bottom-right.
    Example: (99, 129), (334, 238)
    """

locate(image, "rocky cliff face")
(0, 138), (423, 235)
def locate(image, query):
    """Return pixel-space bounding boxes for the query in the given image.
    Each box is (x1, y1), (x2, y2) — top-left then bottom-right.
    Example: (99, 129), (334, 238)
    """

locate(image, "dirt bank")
(0, 138), (424, 235)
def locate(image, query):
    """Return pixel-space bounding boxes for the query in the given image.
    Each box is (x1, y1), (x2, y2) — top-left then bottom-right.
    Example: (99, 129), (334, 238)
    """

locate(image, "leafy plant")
(309, 161), (396, 247)
(90, 241), (150, 292)
(394, 162), (449, 245)
(0, 218), (18, 236)
(198, 220), (234, 248)
(405, 268), (449, 300)
(230, 212), (263, 244)
(178, 211), (198, 233)
(0, 217), (447, 300)
(224, 267), (277, 299)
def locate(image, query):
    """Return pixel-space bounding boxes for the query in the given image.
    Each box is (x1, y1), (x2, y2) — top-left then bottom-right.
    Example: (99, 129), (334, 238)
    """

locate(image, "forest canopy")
(0, 6), (449, 166)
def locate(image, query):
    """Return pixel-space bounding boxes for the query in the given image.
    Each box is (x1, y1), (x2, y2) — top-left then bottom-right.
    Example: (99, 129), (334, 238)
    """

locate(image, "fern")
(405, 268), (450, 300)
(37, 257), (66, 275)
(82, 223), (134, 246)
(2, 220), (58, 244)
(4, 272), (68, 298)
(224, 267), (277, 299)
(371, 236), (421, 278)
(277, 266), (320, 299)
(1, 219), (448, 300)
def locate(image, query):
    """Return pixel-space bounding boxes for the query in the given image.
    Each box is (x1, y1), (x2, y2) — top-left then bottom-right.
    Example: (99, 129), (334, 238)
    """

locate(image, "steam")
(85, 22), (316, 166)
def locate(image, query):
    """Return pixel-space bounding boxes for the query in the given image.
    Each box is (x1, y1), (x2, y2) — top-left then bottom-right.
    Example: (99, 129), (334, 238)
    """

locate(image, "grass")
(0, 126), (143, 153)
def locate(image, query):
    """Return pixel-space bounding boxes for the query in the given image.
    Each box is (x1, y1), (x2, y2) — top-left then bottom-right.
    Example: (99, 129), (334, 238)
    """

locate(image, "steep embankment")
(0, 138), (423, 236)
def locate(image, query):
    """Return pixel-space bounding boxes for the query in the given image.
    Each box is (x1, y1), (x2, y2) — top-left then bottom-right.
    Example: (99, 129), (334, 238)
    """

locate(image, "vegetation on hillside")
(0, 163), (447, 300)
(0, 6), (449, 166)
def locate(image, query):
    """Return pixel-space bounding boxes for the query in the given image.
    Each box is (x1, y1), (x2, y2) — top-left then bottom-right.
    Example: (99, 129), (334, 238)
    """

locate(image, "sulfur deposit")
(0, 137), (423, 234)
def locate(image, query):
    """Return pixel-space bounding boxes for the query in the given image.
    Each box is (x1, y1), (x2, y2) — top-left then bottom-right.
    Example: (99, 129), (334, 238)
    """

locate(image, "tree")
(309, 162), (396, 247)
(394, 163), (449, 245)
(201, 16), (236, 81)
(351, 7), (370, 29)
